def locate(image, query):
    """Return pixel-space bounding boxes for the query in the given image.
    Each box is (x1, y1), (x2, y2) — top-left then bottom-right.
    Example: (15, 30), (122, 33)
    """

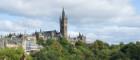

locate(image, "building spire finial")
(62, 8), (65, 17)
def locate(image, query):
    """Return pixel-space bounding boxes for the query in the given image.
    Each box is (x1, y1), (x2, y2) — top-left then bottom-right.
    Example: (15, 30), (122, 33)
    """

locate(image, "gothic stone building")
(35, 8), (86, 42)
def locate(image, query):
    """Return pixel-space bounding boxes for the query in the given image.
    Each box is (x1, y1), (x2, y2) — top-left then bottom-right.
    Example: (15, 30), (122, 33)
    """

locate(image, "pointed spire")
(40, 29), (42, 32)
(62, 8), (65, 17)
(79, 32), (82, 37)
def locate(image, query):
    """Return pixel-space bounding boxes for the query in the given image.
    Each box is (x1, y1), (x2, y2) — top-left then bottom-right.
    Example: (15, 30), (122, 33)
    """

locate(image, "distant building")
(0, 38), (6, 48)
(0, 34), (22, 48)
(68, 33), (86, 44)
(22, 34), (41, 54)
(35, 8), (86, 42)
(0, 33), (41, 54)
(35, 30), (61, 40)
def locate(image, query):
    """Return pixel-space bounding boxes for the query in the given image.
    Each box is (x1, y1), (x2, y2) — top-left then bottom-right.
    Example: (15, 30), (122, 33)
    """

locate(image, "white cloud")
(0, 0), (135, 17)
(0, 0), (139, 44)
(0, 18), (43, 33)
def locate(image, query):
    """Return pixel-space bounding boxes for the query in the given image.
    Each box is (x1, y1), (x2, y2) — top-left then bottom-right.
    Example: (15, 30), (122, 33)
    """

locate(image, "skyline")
(0, 0), (140, 44)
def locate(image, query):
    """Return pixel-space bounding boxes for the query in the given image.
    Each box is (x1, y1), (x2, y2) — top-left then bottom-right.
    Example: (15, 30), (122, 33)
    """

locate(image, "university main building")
(35, 8), (86, 42)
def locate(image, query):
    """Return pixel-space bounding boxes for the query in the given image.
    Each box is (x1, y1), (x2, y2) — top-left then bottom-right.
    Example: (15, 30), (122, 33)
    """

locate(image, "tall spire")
(60, 8), (68, 39)
(62, 8), (65, 18)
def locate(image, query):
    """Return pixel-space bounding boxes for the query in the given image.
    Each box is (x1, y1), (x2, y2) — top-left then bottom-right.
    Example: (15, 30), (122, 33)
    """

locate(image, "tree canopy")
(33, 38), (140, 60)
(0, 38), (140, 60)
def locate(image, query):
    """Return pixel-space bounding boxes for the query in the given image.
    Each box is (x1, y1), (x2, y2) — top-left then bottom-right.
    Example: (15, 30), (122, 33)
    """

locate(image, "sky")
(0, 0), (140, 44)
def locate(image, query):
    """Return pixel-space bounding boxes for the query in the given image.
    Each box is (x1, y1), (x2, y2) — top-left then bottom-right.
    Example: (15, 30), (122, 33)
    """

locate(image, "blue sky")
(0, 0), (140, 44)
(132, 0), (140, 14)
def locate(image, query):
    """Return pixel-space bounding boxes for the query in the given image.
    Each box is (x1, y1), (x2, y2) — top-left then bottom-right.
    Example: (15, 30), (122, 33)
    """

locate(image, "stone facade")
(35, 30), (61, 40)
(0, 33), (41, 54)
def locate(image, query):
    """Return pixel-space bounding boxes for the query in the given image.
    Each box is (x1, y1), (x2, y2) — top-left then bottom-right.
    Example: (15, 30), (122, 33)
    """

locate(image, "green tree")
(0, 48), (24, 60)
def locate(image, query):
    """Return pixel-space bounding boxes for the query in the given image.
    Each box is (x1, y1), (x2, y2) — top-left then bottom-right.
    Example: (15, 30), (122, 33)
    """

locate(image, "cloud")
(0, 18), (43, 33)
(0, 0), (139, 44)
(0, 0), (134, 18)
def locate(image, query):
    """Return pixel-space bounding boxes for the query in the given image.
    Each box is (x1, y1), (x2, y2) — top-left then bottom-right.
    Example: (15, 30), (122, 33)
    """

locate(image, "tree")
(110, 51), (130, 60)
(120, 43), (140, 60)
(0, 48), (24, 60)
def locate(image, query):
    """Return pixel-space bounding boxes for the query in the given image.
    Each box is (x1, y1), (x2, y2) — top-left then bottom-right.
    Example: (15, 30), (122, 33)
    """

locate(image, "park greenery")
(0, 47), (32, 60)
(33, 38), (140, 60)
(0, 38), (140, 60)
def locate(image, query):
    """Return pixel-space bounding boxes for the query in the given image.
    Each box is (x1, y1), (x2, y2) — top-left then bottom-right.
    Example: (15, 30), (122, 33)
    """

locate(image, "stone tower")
(60, 8), (67, 38)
